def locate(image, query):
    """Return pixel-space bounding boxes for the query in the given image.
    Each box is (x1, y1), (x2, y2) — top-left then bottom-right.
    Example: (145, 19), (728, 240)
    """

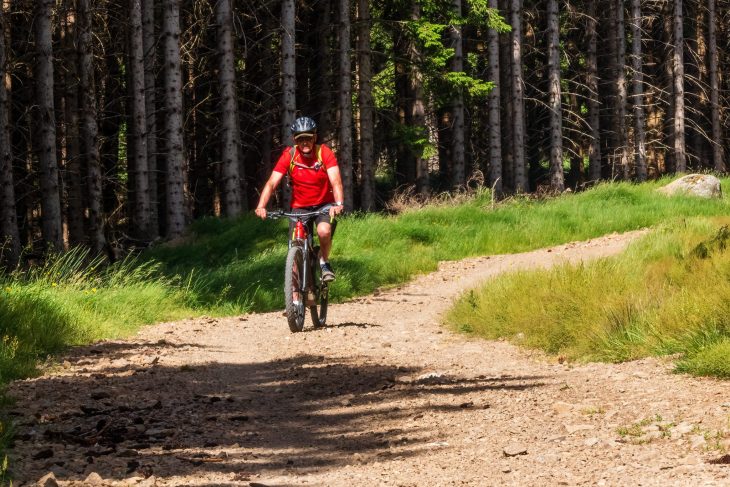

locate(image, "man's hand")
(329, 204), (344, 218)
(255, 207), (267, 219)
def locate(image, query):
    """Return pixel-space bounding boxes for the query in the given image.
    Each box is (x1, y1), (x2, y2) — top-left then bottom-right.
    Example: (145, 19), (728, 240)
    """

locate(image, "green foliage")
(465, 0), (511, 32)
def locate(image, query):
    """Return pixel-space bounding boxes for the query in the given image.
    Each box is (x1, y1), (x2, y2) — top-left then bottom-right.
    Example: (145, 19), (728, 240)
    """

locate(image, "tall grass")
(445, 217), (730, 377)
(146, 179), (730, 314)
(0, 249), (197, 383)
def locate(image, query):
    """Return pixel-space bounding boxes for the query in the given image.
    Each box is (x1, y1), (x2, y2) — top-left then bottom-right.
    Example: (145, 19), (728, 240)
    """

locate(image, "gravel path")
(10, 230), (730, 486)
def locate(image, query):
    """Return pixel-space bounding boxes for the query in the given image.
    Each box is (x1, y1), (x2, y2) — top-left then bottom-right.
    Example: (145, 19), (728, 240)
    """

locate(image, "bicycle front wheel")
(284, 245), (306, 332)
(310, 258), (328, 328)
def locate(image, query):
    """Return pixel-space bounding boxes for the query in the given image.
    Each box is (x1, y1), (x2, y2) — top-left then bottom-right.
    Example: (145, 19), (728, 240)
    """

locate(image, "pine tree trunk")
(62, 4), (84, 247)
(216, 0), (243, 216)
(586, 0), (601, 182)
(78, 0), (106, 254)
(450, 0), (465, 189)
(0, 2), (19, 268)
(314, 0), (333, 142)
(707, 0), (724, 172)
(510, 0), (528, 192)
(280, 0), (295, 206)
(546, 0), (564, 192)
(487, 0), (502, 197)
(162, 0), (186, 238)
(281, 0), (296, 142)
(142, 0), (159, 238)
(129, 0), (152, 240)
(631, 0), (647, 181)
(409, 3), (428, 195)
(357, 0), (375, 210)
(673, 0), (686, 172)
(615, 0), (629, 179)
(499, 0), (514, 191)
(338, 0), (354, 208)
(394, 26), (414, 186)
(34, 0), (63, 250)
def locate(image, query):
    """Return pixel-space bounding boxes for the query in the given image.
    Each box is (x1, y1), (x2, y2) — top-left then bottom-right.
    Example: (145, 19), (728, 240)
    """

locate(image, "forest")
(0, 0), (728, 270)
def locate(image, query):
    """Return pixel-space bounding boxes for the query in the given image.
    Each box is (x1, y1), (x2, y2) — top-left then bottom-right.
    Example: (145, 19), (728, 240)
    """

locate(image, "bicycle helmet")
(290, 116), (317, 138)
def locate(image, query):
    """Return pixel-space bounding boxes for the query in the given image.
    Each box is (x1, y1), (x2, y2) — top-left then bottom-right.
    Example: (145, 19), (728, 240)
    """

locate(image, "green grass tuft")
(676, 340), (730, 378)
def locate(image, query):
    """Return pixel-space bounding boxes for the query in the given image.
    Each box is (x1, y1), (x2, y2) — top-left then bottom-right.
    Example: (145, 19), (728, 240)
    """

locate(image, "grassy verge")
(445, 216), (730, 377)
(0, 250), (199, 383)
(146, 178), (730, 315)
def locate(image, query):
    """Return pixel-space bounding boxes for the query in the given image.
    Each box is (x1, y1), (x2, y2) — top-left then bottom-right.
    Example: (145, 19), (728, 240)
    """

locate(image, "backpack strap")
(288, 145), (324, 176)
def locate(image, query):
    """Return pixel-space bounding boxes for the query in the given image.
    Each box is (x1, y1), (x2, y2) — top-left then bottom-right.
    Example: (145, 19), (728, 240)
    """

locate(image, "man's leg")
(316, 221), (332, 261)
(316, 221), (336, 282)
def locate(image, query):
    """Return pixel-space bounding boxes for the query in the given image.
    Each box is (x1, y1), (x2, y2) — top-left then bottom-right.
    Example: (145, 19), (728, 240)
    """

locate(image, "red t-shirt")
(273, 144), (338, 208)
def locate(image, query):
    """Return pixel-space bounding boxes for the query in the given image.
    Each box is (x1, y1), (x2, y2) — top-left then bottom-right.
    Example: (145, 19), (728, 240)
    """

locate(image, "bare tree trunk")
(673, 0), (686, 172)
(487, 0), (502, 197)
(314, 0), (333, 142)
(142, 0), (159, 238)
(510, 0), (528, 192)
(631, 0), (647, 181)
(34, 0), (63, 250)
(216, 0), (243, 216)
(499, 0), (513, 191)
(78, 0), (106, 254)
(280, 0), (295, 206)
(281, 0), (296, 142)
(62, 4), (84, 246)
(338, 0), (354, 208)
(586, 0), (601, 182)
(450, 0), (466, 189)
(129, 0), (152, 240)
(707, 0), (724, 172)
(615, 0), (629, 179)
(162, 0), (186, 237)
(409, 3), (428, 195)
(357, 0), (375, 210)
(546, 0), (564, 192)
(0, 2), (19, 268)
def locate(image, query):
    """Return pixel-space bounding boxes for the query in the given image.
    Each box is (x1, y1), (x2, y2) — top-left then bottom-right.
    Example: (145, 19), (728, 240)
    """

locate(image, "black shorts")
(289, 204), (338, 240)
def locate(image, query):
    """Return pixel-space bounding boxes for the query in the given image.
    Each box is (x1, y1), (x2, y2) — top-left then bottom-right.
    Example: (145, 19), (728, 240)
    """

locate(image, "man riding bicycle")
(255, 116), (344, 282)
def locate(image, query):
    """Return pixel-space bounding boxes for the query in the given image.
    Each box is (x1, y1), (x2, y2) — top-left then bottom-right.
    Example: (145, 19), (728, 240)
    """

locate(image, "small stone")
(503, 444), (528, 457)
(138, 476), (158, 487)
(673, 422), (694, 436)
(564, 424), (594, 434)
(84, 472), (104, 485)
(552, 402), (572, 415)
(689, 435), (707, 449)
(584, 437), (600, 447)
(37, 473), (59, 487)
(501, 466), (512, 473)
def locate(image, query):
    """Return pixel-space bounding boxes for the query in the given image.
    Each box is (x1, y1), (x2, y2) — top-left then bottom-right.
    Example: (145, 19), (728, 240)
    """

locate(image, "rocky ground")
(9, 230), (730, 486)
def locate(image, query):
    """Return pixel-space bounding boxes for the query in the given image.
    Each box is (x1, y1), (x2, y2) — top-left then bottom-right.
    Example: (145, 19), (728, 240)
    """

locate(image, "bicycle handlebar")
(266, 207), (332, 220)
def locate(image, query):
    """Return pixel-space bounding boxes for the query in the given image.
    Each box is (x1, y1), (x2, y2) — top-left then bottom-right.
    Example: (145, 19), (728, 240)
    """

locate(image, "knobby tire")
(310, 259), (328, 328)
(284, 246), (306, 332)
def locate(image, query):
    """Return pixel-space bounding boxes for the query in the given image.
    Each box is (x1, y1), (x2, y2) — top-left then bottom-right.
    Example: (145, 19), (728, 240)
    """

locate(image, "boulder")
(657, 174), (722, 198)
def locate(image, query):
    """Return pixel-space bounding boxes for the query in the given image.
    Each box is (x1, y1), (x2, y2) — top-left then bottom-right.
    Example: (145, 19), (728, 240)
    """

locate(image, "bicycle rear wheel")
(284, 246), (306, 332)
(309, 259), (328, 328)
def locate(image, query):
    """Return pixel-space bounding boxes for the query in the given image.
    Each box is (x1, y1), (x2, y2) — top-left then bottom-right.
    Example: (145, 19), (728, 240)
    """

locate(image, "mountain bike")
(267, 208), (330, 332)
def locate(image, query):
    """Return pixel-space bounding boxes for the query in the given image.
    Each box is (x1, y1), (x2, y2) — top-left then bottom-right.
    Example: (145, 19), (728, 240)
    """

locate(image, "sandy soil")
(9, 230), (730, 486)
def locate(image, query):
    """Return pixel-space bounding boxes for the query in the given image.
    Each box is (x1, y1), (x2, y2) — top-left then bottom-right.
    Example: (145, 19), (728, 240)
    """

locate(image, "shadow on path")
(10, 338), (547, 484)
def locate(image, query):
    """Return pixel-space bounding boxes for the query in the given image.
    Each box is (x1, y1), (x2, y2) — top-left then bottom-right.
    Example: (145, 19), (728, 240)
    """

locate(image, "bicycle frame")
(269, 208), (329, 301)
(268, 207), (332, 331)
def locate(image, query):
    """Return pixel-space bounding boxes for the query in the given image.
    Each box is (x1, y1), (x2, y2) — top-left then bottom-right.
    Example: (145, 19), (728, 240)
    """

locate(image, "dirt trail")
(10, 230), (730, 486)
